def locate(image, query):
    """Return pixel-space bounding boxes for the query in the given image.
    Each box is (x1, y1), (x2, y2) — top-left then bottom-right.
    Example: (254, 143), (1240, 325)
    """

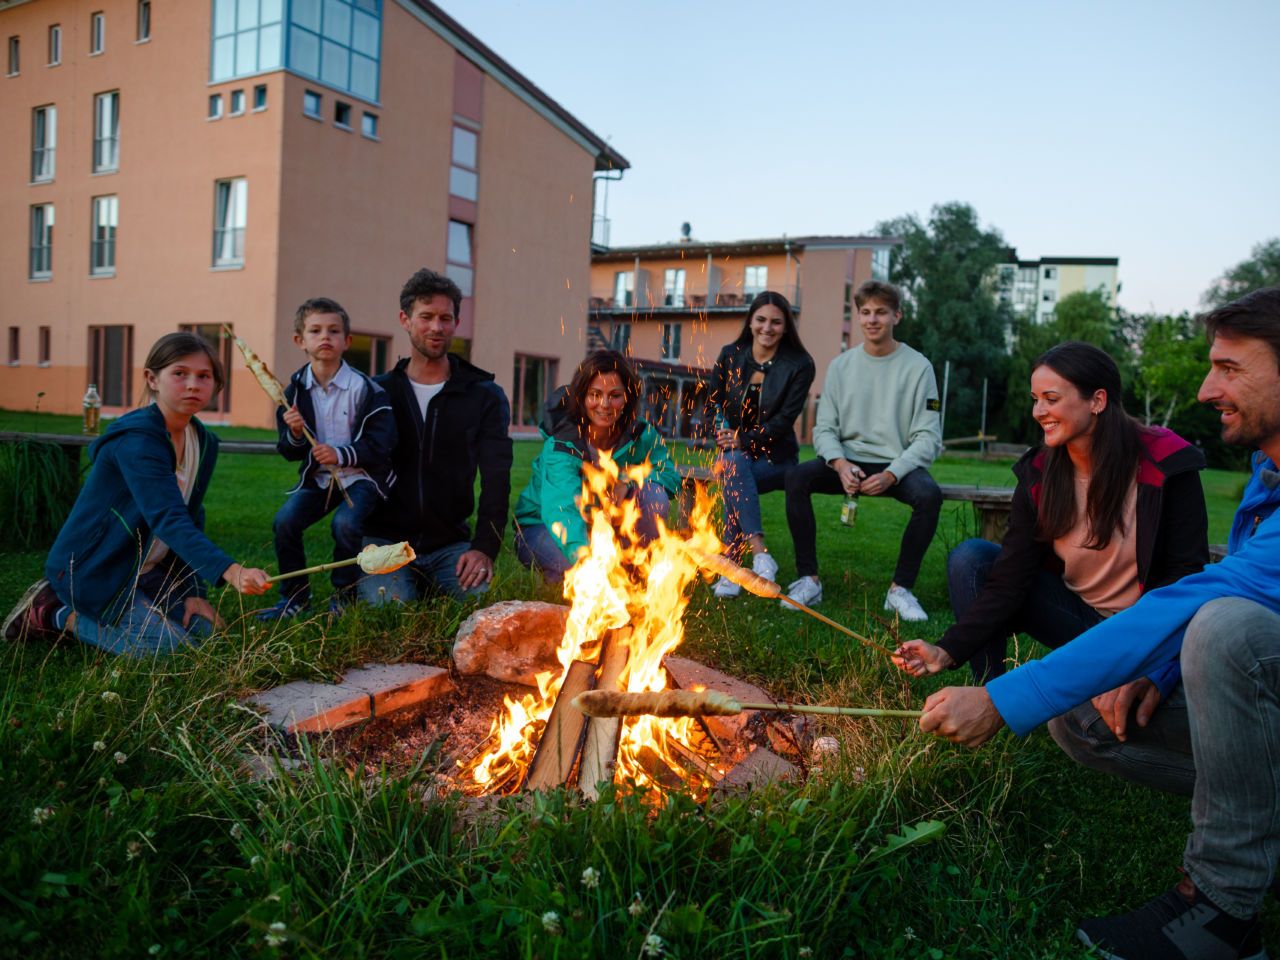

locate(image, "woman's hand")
(715, 428), (738, 451)
(182, 596), (224, 629)
(892, 639), (954, 677)
(223, 563), (271, 595)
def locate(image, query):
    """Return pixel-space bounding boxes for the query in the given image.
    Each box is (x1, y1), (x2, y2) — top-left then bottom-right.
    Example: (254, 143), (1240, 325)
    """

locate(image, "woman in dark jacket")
(895, 341), (1208, 699)
(705, 291), (815, 597)
(3, 333), (270, 656)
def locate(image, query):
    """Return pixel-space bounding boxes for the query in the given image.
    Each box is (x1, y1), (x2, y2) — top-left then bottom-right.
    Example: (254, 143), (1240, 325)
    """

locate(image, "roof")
(1038, 256), (1119, 266)
(401, 0), (628, 173)
(592, 235), (900, 263)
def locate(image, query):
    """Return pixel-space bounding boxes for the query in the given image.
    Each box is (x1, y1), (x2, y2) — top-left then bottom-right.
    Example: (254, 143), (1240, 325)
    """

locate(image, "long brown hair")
(1034, 341), (1143, 549)
(563, 350), (643, 438)
(733, 291), (807, 355)
(139, 332), (225, 405)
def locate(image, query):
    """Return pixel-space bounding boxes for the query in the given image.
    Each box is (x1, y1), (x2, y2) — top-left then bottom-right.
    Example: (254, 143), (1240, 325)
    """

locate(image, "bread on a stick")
(571, 688), (743, 719)
(229, 332), (289, 408)
(680, 545), (781, 598)
(357, 541), (416, 575)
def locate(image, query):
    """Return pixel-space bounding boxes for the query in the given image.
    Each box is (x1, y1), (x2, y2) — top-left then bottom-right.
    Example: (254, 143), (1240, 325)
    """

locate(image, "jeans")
(74, 567), (213, 657)
(714, 449), (794, 562)
(515, 484), (671, 584)
(358, 538), (488, 603)
(1049, 597), (1280, 918)
(272, 481), (380, 602)
(784, 458), (941, 587)
(947, 538), (1104, 683)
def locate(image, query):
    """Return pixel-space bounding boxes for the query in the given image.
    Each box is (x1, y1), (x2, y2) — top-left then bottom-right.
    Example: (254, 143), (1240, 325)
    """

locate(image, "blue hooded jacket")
(45, 405), (234, 625)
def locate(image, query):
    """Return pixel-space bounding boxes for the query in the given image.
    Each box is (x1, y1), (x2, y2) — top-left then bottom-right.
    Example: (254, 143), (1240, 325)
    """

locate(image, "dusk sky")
(451, 0), (1279, 317)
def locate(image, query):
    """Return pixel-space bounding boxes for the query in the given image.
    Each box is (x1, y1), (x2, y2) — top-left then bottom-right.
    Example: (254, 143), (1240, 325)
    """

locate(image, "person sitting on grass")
(3, 333), (270, 656)
(256, 297), (396, 620)
(705, 291), (815, 598)
(513, 351), (681, 584)
(894, 341), (1208, 686)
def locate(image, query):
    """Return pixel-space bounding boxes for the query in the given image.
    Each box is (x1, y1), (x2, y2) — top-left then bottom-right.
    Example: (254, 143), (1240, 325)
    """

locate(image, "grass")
(0, 408), (1272, 958)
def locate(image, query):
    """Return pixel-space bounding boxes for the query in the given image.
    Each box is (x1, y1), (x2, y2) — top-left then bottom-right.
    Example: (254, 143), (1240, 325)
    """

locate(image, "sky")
(448, 0), (1279, 316)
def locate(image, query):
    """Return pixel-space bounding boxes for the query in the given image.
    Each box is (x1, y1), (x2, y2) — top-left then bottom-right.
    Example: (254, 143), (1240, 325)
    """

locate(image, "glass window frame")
(136, 0), (151, 41)
(334, 100), (351, 127)
(208, 94), (224, 119)
(361, 111), (378, 139)
(88, 325), (134, 407)
(253, 83), (267, 110)
(512, 353), (558, 429)
(7, 35), (18, 75)
(38, 326), (51, 366)
(663, 268), (686, 307)
(48, 24), (62, 65)
(661, 322), (682, 361)
(178, 324), (234, 413)
(31, 105), (56, 182)
(303, 88), (322, 118)
(90, 195), (118, 276)
(29, 203), (54, 280)
(213, 177), (248, 267)
(90, 12), (105, 54)
(229, 89), (245, 114)
(93, 91), (120, 173)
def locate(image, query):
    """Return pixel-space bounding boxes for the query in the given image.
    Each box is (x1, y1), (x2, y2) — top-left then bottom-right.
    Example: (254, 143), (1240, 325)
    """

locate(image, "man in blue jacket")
(919, 287), (1280, 960)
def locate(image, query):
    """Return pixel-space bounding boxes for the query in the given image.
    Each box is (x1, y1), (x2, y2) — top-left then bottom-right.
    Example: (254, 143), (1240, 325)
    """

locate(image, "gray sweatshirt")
(812, 342), (942, 482)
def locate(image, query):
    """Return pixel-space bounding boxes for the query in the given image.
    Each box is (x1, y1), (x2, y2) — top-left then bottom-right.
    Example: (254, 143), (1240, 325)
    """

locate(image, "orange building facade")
(588, 236), (900, 439)
(2, 0), (626, 428)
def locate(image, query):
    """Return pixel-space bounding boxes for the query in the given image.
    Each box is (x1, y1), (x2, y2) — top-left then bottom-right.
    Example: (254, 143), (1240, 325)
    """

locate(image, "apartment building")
(2, 0), (626, 427)
(588, 234), (898, 438)
(997, 253), (1120, 324)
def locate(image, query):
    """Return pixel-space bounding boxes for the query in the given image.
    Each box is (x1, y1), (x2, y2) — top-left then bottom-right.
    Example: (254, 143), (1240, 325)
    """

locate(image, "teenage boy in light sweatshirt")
(782, 280), (943, 620)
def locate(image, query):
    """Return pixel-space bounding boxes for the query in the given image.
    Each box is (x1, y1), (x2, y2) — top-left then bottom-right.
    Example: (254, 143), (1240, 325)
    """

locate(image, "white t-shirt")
(140, 422), (199, 574)
(410, 379), (445, 420)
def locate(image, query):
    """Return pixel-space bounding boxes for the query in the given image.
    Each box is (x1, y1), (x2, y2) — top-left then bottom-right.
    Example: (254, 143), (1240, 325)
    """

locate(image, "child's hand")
(223, 563), (271, 595)
(892, 639), (954, 677)
(283, 404), (305, 438)
(313, 444), (339, 465)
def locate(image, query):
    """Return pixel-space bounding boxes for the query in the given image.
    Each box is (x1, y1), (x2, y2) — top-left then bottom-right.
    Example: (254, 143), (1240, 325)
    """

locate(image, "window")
(512, 355), (557, 428)
(90, 12), (104, 54)
(449, 125), (478, 200)
(7, 36), (18, 75)
(303, 89), (322, 118)
(445, 220), (473, 296)
(334, 100), (351, 127)
(39, 326), (51, 366)
(136, 0), (151, 41)
(1018, 266), (1037, 285)
(613, 271), (634, 307)
(253, 84), (267, 109)
(88, 325), (134, 407)
(8, 328), (19, 365)
(663, 268), (686, 307)
(48, 25), (61, 65)
(871, 247), (891, 282)
(743, 265), (768, 298)
(1042, 290), (1056, 303)
(179, 324), (234, 412)
(91, 196), (118, 275)
(31, 105), (56, 182)
(210, 0), (284, 83)
(208, 94), (223, 119)
(345, 333), (390, 377)
(609, 322), (631, 353)
(1043, 266), (1057, 281)
(361, 111), (378, 138)
(661, 322), (682, 361)
(213, 178), (247, 266)
(29, 205), (54, 279)
(93, 91), (120, 172)
(278, 0), (382, 100)
(230, 89), (245, 114)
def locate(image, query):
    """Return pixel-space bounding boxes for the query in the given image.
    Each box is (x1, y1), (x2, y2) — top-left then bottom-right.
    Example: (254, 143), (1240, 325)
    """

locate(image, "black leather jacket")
(705, 341), (815, 463)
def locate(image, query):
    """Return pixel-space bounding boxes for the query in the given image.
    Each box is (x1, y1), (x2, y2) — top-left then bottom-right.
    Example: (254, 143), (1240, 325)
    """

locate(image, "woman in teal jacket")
(514, 351), (680, 583)
(3, 333), (270, 656)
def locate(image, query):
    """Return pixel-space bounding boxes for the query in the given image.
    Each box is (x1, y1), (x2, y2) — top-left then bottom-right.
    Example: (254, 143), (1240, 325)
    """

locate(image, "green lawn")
(0, 409), (1270, 958)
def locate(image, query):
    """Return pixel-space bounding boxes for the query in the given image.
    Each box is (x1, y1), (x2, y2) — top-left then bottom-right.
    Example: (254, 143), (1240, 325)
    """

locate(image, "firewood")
(578, 627), (631, 801)
(522, 660), (595, 792)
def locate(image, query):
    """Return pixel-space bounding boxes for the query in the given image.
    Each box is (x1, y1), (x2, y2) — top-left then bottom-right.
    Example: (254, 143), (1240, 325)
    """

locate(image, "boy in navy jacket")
(257, 298), (396, 619)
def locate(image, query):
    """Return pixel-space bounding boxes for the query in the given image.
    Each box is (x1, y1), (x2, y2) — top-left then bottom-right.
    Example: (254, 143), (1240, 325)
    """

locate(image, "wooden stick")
(572, 689), (921, 720)
(776, 595), (897, 658)
(265, 556), (359, 584)
(737, 702), (921, 719)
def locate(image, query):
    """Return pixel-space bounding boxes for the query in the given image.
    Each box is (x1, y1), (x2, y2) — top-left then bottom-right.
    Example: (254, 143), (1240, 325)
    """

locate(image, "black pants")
(783, 458), (942, 588)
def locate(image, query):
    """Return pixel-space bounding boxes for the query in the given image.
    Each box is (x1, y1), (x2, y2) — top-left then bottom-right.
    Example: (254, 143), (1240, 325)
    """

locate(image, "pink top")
(1053, 473), (1141, 616)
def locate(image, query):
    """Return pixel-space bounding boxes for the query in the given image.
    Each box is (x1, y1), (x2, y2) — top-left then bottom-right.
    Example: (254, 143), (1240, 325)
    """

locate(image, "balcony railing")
(589, 284), (801, 312)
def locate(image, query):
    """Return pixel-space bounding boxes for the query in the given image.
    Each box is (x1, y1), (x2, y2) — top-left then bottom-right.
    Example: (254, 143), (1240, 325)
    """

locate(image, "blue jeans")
(272, 481), (380, 602)
(74, 567), (213, 657)
(357, 537), (488, 603)
(515, 485), (671, 584)
(947, 538), (1103, 683)
(1050, 598), (1280, 918)
(714, 449), (794, 562)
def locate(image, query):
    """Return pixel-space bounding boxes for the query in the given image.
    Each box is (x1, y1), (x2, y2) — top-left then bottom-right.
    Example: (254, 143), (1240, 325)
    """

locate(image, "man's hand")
(283, 404), (306, 439)
(860, 470), (898, 496)
(455, 549), (493, 591)
(893, 639), (954, 677)
(313, 443), (339, 465)
(831, 459), (864, 496)
(715, 428), (738, 451)
(182, 596), (224, 629)
(1091, 678), (1161, 742)
(920, 686), (1005, 748)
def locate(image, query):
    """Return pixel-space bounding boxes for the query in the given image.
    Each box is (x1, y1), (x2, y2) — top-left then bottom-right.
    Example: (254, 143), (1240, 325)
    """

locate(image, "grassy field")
(0, 409), (1270, 959)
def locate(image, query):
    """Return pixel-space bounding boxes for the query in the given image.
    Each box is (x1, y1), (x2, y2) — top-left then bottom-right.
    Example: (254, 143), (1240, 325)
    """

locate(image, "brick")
(343, 663), (456, 718)
(714, 746), (800, 793)
(243, 680), (371, 735)
(663, 655), (774, 740)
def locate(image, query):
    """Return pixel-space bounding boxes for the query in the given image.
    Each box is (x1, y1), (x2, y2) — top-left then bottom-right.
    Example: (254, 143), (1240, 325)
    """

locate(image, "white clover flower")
(580, 866), (600, 889)
(627, 895), (645, 917)
(799, 949), (813, 958)
(250, 855), (262, 867)
(903, 926), (918, 942)
(229, 822), (243, 841)
(852, 766), (867, 784)
(126, 841), (142, 860)
(31, 806), (54, 826)
(113, 751), (128, 765)
(643, 933), (665, 957)
(148, 945), (162, 956)
(541, 911), (562, 936)
(264, 922), (287, 947)
(93, 741), (107, 752)
(101, 691), (121, 704)
(110, 669), (121, 681)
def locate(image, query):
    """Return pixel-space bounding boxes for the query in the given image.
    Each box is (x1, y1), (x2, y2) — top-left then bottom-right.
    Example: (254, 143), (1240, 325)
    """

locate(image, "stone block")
(343, 662), (456, 718)
(453, 600), (569, 686)
(243, 680), (371, 735)
(714, 746), (800, 793)
(662, 655), (774, 740)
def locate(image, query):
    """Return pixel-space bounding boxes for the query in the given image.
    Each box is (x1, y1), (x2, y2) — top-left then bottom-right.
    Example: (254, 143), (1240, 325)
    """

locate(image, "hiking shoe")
(751, 552), (779, 583)
(254, 596), (310, 621)
(781, 576), (822, 608)
(885, 585), (928, 622)
(712, 576), (741, 598)
(3, 580), (61, 641)
(1076, 878), (1266, 960)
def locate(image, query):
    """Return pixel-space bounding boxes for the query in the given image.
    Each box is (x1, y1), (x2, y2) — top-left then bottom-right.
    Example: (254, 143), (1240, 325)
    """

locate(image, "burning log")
(635, 744), (684, 793)
(578, 627), (631, 800)
(521, 660), (595, 791)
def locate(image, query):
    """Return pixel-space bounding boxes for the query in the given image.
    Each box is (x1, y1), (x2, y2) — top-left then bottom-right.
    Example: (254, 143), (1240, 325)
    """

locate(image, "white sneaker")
(781, 576), (822, 608)
(751, 552), (779, 583)
(713, 575), (741, 598)
(885, 585), (928, 622)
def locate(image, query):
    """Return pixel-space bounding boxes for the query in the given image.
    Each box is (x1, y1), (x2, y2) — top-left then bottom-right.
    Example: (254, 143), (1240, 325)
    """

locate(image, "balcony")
(589, 284), (801, 314)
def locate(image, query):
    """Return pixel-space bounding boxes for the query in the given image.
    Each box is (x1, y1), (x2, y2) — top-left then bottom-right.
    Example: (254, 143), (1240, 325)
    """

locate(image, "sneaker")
(3, 580), (61, 641)
(712, 576), (741, 598)
(327, 593), (355, 616)
(780, 576), (822, 608)
(751, 552), (779, 583)
(885, 585), (928, 622)
(254, 596), (310, 622)
(1076, 877), (1265, 960)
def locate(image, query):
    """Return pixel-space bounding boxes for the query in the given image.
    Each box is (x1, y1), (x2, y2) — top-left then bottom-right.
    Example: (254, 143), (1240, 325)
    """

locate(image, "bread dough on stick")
(572, 688), (743, 719)
(228, 331), (289, 408)
(680, 544), (781, 598)
(357, 541), (416, 575)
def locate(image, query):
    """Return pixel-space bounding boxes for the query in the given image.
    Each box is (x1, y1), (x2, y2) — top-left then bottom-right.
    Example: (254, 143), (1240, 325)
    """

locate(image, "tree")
(1202, 238), (1280, 307)
(875, 203), (1012, 437)
(1134, 313), (1207, 427)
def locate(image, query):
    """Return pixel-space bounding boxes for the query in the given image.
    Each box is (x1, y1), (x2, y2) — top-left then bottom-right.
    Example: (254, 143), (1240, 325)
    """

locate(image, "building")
(588, 234), (899, 439)
(997, 252), (1120, 324)
(2, 0), (627, 428)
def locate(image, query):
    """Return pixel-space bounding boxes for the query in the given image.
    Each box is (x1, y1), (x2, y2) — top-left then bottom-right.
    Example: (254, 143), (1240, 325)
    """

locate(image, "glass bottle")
(840, 494), (858, 527)
(82, 383), (102, 436)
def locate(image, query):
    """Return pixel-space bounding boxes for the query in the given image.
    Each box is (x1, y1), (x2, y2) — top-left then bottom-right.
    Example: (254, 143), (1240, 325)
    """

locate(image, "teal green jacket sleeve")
(536, 438), (591, 561)
(633, 424), (681, 496)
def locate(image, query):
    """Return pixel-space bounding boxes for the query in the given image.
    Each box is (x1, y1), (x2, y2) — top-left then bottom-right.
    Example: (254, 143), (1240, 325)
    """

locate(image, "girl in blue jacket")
(514, 351), (680, 583)
(3, 333), (270, 656)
